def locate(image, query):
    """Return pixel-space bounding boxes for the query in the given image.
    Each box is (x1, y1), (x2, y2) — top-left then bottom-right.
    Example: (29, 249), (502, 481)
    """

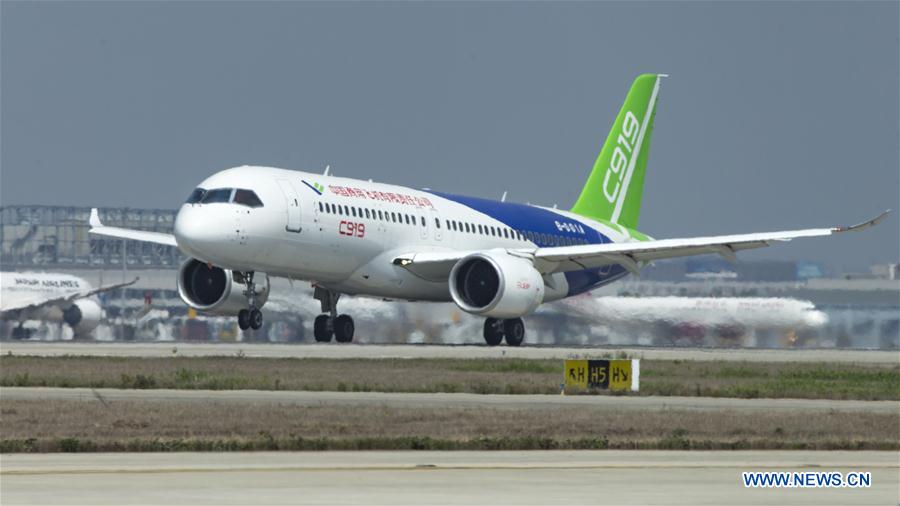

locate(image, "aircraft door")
(276, 179), (302, 233)
(431, 209), (443, 241)
(419, 212), (429, 241)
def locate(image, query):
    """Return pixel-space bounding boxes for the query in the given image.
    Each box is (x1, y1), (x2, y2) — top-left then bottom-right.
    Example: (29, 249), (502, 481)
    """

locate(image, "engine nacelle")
(177, 258), (269, 315)
(449, 252), (545, 319)
(63, 299), (102, 335)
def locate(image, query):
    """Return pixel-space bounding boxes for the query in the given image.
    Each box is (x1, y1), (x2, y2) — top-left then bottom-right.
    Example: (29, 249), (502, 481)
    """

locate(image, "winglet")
(834, 209), (891, 233)
(89, 208), (103, 228)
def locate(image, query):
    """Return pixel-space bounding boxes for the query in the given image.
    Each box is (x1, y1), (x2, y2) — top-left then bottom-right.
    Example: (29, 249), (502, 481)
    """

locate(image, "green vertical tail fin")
(570, 73), (665, 230)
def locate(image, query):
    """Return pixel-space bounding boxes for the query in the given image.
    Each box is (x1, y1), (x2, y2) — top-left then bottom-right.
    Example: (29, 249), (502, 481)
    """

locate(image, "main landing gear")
(237, 271), (264, 331)
(312, 287), (355, 343)
(483, 317), (525, 347)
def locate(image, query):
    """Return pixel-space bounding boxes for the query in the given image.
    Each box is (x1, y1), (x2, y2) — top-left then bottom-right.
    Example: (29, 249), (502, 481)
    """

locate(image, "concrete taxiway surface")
(2, 451), (897, 505)
(2, 341), (898, 363)
(3, 387), (897, 413)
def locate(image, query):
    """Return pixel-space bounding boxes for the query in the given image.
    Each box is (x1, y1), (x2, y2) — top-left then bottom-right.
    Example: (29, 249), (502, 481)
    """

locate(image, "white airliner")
(88, 74), (888, 346)
(0, 272), (136, 339)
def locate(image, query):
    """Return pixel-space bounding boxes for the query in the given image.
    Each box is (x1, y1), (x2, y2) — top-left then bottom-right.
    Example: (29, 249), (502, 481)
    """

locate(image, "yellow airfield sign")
(564, 359), (639, 392)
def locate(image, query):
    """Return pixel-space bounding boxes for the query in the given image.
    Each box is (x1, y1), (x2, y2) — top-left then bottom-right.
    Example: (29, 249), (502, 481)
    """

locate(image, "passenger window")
(421, 216), (426, 226)
(201, 188), (233, 204)
(365, 209), (371, 219)
(185, 188), (206, 204)
(318, 202), (323, 212)
(435, 218), (441, 228)
(391, 212), (397, 222)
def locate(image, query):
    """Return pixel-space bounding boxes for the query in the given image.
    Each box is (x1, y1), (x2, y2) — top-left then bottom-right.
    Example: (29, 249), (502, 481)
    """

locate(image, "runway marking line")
(3, 463), (897, 476)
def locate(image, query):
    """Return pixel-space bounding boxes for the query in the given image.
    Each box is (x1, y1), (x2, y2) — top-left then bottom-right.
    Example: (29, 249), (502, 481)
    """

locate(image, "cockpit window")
(233, 189), (264, 208)
(201, 188), (233, 204)
(186, 188), (206, 204)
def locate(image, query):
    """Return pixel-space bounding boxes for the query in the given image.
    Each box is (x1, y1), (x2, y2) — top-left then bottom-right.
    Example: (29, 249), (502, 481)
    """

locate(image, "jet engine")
(177, 258), (269, 315)
(449, 252), (545, 319)
(63, 299), (102, 335)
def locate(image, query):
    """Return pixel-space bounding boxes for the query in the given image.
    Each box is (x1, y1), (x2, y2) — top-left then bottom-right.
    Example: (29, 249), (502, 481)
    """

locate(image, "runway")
(3, 387), (897, 413)
(2, 451), (896, 505)
(2, 341), (897, 363)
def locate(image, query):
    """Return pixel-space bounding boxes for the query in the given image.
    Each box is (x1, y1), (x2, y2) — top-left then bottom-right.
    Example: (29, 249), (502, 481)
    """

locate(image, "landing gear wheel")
(237, 309), (251, 330)
(249, 309), (263, 330)
(503, 318), (525, 347)
(314, 315), (333, 342)
(483, 318), (504, 346)
(333, 314), (355, 343)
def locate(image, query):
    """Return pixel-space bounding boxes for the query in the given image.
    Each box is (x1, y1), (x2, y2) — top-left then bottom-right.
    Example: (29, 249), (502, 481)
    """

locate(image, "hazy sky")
(2, 1), (897, 271)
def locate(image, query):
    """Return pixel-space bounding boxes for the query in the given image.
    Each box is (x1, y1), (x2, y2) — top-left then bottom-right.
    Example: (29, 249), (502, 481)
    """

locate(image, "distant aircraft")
(88, 74), (889, 346)
(0, 272), (137, 339)
(557, 295), (828, 346)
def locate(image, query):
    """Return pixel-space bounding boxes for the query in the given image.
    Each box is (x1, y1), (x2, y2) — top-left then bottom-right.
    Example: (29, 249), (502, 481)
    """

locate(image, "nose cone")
(174, 205), (228, 260)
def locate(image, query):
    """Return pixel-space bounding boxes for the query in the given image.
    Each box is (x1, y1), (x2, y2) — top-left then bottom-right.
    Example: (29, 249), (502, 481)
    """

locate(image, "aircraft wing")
(1, 277), (139, 315)
(394, 210), (890, 279)
(88, 208), (177, 247)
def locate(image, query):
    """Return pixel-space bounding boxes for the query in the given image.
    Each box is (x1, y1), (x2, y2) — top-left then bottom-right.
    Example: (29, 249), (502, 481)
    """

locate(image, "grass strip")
(2, 355), (898, 400)
(1, 399), (897, 452)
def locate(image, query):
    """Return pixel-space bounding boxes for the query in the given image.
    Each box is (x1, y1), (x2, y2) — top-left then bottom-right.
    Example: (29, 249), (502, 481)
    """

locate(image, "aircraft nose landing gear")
(483, 317), (525, 346)
(237, 272), (264, 331)
(238, 308), (263, 331)
(312, 287), (354, 343)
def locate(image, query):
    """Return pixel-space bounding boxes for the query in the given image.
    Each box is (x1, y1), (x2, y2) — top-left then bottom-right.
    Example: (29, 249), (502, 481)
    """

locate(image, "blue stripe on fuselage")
(425, 190), (629, 296)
